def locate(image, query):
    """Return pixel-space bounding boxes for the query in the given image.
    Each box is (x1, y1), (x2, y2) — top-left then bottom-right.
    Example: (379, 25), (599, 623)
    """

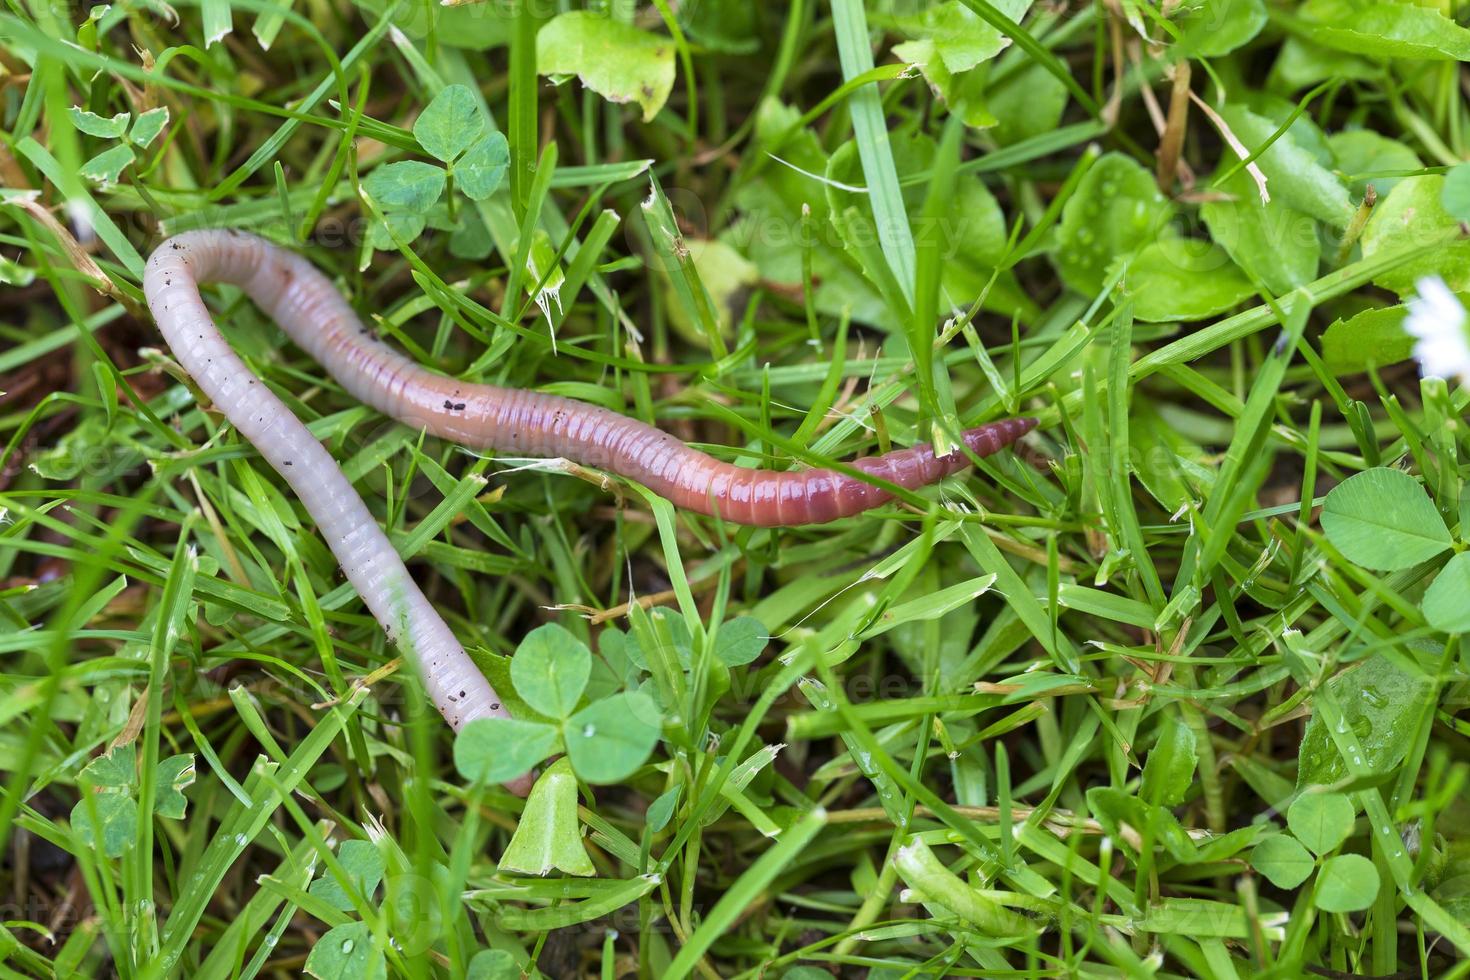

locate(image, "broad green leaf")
(309, 839), (386, 910)
(1141, 712), (1198, 807)
(1299, 0), (1470, 61)
(1328, 129), (1421, 201)
(564, 691), (661, 784)
(71, 792), (138, 858)
(1218, 104), (1352, 228)
(1270, 38), (1378, 90)
(1320, 467), (1452, 571)
(537, 12), (676, 123)
(304, 922), (386, 980)
(69, 107), (129, 138)
(1298, 656), (1434, 788)
(891, 0), (1024, 73)
(457, 132), (509, 201)
(1314, 853), (1380, 913)
(82, 144), (135, 184)
(1175, 0), (1267, 57)
(987, 60), (1068, 145)
(713, 617), (769, 667)
(129, 107), (169, 147)
(454, 717), (560, 784)
(511, 623), (591, 719)
(1055, 152), (1174, 297)
(1202, 168), (1320, 295)
(467, 950), (520, 979)
(889, 0), (1032, 129)
(153, 754), (196, 819)
(1360, 175), (1470, 294)
(1125, 239), (1255, 322)
(892, 37), (996, 128)
(498, 758), (595, 876)
(1251, 834), (1316, 889)
(362, 160), (446, 214)
(1423, 552), (1470, 633)
(414, 84), (483, 163)
(1321, 304), (1415, 374)
(1288, 793), (1355, 856)
(1442, 164), (1470, 223)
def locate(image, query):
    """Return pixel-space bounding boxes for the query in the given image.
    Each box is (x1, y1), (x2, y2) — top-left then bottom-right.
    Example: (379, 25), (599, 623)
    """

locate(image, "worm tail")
(675, 417), (1038, 526)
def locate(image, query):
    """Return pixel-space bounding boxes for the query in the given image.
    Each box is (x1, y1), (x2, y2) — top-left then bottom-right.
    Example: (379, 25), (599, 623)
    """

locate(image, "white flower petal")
(1404, 275), (1470, 383)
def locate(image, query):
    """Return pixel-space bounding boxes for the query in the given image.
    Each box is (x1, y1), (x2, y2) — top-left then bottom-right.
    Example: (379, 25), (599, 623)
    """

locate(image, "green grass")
(3, 0), (1470, 977)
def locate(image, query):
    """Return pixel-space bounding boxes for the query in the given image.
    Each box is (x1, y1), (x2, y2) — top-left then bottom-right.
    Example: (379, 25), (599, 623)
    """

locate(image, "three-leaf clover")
(70, 105), (170, 185)
(1250, 792), (1381, 913)
(303, 841), (387, 980)
(454, 623), (662, 787)
(70, 742), (195, 858)
(302, 840), (456, 978)
(1319, 467), (1469, 634)
(360, 84), (508, 253)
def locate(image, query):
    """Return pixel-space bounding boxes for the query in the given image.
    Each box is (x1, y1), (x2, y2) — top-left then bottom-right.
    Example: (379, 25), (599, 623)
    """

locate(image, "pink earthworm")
(142, 229), (1035, 764)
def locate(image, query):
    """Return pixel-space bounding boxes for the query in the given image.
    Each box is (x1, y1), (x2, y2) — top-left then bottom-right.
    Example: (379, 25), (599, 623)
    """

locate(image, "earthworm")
(142, 229), (1035, 769)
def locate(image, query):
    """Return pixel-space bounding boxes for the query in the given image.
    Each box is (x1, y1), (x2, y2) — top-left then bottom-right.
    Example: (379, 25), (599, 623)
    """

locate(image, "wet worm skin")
(142, 230), (1035, 752)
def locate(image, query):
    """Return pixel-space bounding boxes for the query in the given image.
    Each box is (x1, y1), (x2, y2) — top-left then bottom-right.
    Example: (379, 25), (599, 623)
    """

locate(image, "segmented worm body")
(143, 230), (1034, 757)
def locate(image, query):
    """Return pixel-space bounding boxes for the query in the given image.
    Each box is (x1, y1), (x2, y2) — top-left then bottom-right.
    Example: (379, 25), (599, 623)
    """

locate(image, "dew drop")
(341, 938), (355, 954)
(1360, 686), (1386, 708)
(582, 724), (596, 738)
(234, 833), (248, 846)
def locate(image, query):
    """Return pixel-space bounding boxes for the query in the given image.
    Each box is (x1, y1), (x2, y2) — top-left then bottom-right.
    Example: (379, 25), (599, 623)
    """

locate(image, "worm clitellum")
(143, 230), (1036, 777)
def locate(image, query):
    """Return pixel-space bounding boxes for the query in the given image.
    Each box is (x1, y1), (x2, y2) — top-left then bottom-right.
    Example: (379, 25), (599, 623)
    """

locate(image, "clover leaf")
(128, 107), (169, 148)
(1251, 834), (1315, 890)
(1288, 792), (1355, 857)
(454, 717), (560, 784)
(70, 744), (196, 858)
(413, 84), (484, 163)
(304, 921), (385, 980)
(565, 690), (661, 784)
(1319, 466), (1470, 639)
(69, 107), (129, 138)
(453, 623), (662, 791)
(457, 132), (509, 201)
(81, 144), (135, 185)
(1247, 791), (1381, 914)
(511, 623), (590, 718)
(1315, 854), (1380, 913)
(308, 839), (386, 911)
(70, 104), (169, 187)
(362, 161), (446, 214)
